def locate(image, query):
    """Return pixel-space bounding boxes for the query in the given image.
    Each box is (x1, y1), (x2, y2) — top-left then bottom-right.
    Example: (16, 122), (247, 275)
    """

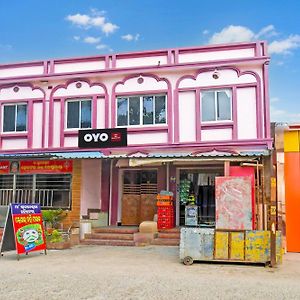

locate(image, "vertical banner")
(215, 177), (252, 230)
(11, 204), (46, 254)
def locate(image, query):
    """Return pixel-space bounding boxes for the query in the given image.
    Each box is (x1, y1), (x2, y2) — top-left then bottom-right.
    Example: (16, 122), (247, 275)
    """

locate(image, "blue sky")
(0, 0), (299, 123)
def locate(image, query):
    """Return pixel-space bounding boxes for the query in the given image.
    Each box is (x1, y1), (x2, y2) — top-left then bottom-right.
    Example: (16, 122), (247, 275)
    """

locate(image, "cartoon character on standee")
(16, 224), (44, 252)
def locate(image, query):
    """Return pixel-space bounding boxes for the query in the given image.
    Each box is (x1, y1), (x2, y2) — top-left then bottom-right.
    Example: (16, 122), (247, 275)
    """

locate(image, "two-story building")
(0, 41), (273, 233)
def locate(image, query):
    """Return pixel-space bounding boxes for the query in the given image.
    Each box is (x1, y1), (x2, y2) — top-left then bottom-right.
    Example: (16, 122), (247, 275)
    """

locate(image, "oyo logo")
(83, 133), (109, 143)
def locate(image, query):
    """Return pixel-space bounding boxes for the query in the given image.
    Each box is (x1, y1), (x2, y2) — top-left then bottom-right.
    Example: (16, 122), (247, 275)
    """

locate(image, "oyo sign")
(78, 128), (127, 148)
(83, 133), (109, 143)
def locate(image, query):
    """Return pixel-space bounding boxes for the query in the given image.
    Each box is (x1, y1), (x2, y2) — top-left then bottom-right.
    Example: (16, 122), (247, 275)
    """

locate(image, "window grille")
(0, 174), (72, 209)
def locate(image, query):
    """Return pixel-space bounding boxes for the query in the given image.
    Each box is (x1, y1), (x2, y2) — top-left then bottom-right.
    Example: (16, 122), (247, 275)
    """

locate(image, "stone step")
(158, 227), (180, 234)
(81, 239), (135, 246)
(93, 227), (138, 234)
(157, 232), (180, 239)
(84, 233), (134, 241)
(151, 238), (180, 246)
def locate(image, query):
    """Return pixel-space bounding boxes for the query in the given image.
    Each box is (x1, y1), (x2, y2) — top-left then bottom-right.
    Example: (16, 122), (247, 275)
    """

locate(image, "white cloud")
(95, 44), (108, 50)
(255, 25), (277, 39)
(90, 16), (105, 27)
(73, 36), (80, 41)
(66, 10), (119, 35)
(271, 106), (300, 122)
(268, 35), (300, 54)
(270, 98), (300, 122)
(209, 25), (255, 44)
(95, 44), (113, 53)
(102, 22), (119, 35)
(202, 29), (209, 35)
(66, 13), (90, 26)
(84, 36), (101, 44)
(121, 33), (140, 41)
(270, 97), (280, 103)
(207, 25), (300, 57)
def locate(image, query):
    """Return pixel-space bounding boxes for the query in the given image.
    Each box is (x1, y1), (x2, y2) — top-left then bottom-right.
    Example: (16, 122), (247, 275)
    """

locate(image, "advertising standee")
(0, 204), (47, 260)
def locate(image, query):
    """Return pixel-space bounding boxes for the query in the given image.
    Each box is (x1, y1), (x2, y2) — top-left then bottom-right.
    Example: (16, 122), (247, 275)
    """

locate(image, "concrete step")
(84, 233), (134, 241)
(157, 232), (180, 239)
(93, 227), (138, 234)
(151, 238), (180, 246)
(158, 227), (180, 234)
(81, 239), (135, 246)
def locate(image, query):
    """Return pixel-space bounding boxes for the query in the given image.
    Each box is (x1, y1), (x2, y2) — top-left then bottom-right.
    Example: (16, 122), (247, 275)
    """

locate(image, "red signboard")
(11, 204), (46, 255)
(0, 161), (10, 174)
(20, 160), (73, 174)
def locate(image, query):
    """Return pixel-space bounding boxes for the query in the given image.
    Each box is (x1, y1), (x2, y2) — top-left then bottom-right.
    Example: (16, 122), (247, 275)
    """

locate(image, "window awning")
(0, 151), (104, 159)
(0, 149), (269, 161)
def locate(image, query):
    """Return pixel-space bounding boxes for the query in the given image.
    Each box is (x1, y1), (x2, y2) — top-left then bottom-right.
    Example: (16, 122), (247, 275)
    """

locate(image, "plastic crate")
(157, 201), (174, 206)
(156, 194), (173, 200)
(157, 206), (174, 212)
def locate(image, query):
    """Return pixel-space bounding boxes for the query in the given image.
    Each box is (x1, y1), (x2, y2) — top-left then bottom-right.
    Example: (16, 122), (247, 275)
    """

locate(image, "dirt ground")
(0, 245), (300, 300)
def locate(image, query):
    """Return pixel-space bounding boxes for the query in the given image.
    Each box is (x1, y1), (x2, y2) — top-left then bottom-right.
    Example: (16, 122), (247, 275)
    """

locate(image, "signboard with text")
(0, 161), (10, 174)
(0, 160), (72, 174)
(19, 160), (73, 174)
(78, 128), (127, 148)
(0, 204), (46, 256)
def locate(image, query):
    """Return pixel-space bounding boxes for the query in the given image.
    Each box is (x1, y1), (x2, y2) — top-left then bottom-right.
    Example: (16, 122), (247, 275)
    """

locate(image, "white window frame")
(116, 94), (167, 127)
(65, 98), (92, 130)
(201, 89), (232, 123)
(2, 103), (28, 133)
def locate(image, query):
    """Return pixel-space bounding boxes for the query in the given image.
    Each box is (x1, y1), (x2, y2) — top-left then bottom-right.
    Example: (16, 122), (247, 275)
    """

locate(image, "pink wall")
(0, 41), (271, 154)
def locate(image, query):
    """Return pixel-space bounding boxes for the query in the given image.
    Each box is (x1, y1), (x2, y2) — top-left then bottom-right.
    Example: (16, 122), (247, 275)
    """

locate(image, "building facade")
(0, 42), (273, 231)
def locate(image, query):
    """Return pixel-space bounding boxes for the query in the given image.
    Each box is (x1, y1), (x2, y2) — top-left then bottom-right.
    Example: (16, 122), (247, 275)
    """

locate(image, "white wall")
(237, 87), (257, 139)
(54, 61), (105, 73)
(97, 98), (106, 129)
(116, 55), (168, 68)
(115, 76), (168, 93)
(0, 86), (44, 100)
(178, 69), (256, 89)
(80, 160), (102, 216)
(32, 102), (43, 148)
(52, 101), (61, 148)
(178, 48), (255, 64)
(1, 138), (28, 149)
(201, 128), (232, 141)
(53, 81), (105, 97)
(0, 66), (44, 78)
(127, 132), (168, 145)
(178, 91), (196, 142)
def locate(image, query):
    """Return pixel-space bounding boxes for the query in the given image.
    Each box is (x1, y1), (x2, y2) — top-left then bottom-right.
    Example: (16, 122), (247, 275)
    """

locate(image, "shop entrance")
(178, 168), (223, 226)
(121, 170), (157, 225)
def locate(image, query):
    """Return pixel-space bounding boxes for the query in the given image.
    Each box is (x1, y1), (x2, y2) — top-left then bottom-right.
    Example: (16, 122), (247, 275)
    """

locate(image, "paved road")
(0, 246), (299, 300)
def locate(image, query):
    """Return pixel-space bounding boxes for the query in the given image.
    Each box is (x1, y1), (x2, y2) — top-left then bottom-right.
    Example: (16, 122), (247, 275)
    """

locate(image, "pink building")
(0, 42), (272, 230)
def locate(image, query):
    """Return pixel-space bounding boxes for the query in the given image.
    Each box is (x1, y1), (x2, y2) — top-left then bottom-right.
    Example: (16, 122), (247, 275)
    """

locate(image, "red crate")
(157, 206), (174, 212)
(157, 201), (173, 206)
(157, 218), (174, 226)
(158, 223), (174, 229)
(156, 195), (173, 200)
(158, 210), (174, 216)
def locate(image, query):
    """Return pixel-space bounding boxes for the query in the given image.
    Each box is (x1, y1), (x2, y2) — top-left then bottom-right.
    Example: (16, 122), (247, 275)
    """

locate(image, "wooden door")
(122, 183), (140, 225)
(140, 183), (157, 222)
(121, 170), (157, 225)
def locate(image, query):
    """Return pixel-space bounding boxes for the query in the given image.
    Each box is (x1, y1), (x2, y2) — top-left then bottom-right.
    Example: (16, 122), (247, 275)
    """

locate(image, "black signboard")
(78, 128), (127, 148)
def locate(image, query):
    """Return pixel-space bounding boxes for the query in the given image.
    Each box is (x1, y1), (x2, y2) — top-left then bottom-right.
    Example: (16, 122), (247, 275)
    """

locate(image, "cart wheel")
(183, 256), (193, 266)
